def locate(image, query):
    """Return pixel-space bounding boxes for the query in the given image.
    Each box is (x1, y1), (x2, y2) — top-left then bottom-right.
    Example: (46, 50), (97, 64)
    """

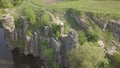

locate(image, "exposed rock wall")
(2, 13), (15, 32)
(90, 14), (120, 42)
(1, 10), (120, 68)
(1, 13), (79, 68)
(70, 14), (88, 30)
(107, 20), (120, 42)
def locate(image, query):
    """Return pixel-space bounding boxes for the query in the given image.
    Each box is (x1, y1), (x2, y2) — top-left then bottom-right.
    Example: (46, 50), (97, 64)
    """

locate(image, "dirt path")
(41, 0), (61, 3)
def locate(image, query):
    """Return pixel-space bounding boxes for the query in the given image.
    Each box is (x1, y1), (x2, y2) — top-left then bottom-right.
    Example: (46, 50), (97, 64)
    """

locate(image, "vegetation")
(51, 24), (61, 38)
(99, 58), (110, 68)
(42, 39), (54, 62)
(85, 29), (99, 42)
(14, 39), (25, 52)
(109, 52), (120, 68)
(53, 62), (60, 68)
(12, 0), (24, 6)
(78, 31), (87, 45)
(15, 17), (24, 28)
(40, 13), (51, 27)
(69, 42), (105, 68)
(27, 29), (33, 37)
(0, 0), (120, 68)
(45, 1), (120, 14)
(0, 0), (24, 8)
(43, 48), (54, 62)
(24, 8), (36, 25)
(0, 0), (12, 8)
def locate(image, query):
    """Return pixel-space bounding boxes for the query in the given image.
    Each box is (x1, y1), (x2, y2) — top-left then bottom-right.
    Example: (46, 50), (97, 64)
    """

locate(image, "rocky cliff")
(1, 11), (79, 68)
(91, 14), (120, 43)
(1, 9), (120, 68)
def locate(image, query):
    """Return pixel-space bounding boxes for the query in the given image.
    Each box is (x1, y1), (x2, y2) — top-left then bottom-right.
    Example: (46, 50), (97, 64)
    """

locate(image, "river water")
(0, 29), (14, 68)
(0, 29), (38, 68)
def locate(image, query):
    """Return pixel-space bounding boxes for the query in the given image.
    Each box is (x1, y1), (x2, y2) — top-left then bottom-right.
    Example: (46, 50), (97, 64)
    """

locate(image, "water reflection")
(0, 29), (14, 68)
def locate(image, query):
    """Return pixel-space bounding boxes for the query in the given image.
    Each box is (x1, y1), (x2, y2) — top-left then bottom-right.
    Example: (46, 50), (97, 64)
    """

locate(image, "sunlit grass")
(43, 1), (120, 14)
(14, 0), (120, 20)
(15, 0), (120, 14)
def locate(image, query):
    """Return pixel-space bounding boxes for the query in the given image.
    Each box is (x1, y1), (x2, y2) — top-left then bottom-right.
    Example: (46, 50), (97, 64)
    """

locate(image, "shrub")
(43, 48), (54, 62)
(99, 58), (110, 68)
(0, 0), (13, 8)
(14, 39), (25, 52)
(103, 29), (113, 42)
(41, 39), (48, 48)
(51, 24), (61, 38)
(85, 28), (99, 42)
(64, 24), (70, 34)
(41, 39), (54, 63)
(12, 0), (24, 6)
(27, 29), (33, 36)
(69, 42), (105, 68)
(109, 52), (120, 68)
(40, 13), (51, 26)
(53, 62), (60, 68)
(78, 31), (87, 44)
(15, 18), (24, 28)
(24, 9), (36, 25)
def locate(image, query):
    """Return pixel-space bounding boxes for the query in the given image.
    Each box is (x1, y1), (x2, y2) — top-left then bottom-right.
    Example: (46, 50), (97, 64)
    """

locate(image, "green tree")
(109, 52), (120, 68)
(69, 42), (105, 68)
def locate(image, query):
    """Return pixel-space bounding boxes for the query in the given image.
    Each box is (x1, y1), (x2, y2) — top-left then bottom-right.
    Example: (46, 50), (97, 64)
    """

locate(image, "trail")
(41, 0), (61, 3)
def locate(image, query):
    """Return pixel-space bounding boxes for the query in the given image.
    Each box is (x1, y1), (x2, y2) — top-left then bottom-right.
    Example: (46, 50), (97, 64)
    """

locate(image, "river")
(0, 29), (14, 68)
(0, 29), (38, 68)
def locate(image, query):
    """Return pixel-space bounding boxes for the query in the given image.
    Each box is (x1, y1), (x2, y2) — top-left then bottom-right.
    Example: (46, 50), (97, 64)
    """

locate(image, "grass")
(13, 0), (120, 20)
(44, 1), (120, 14)
(16, 0), (120, 13)
(1, 0), (120, 19)
(21, 0), (120, 20)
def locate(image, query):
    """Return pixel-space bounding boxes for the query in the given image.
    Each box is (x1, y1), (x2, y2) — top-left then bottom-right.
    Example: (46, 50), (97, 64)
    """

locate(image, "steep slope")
(0, 0), (120, 68)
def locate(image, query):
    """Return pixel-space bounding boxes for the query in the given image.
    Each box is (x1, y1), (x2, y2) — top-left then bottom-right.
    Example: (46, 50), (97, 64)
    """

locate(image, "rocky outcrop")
(1, 12), (79, 68)
(91, 15), (120, 43)
(107, 20), (120, 42)
(2, 14), (15, 32)
(61, 29), (78, 68)
(92, 16), (105, 29)
(2, 9), (120, 68)
(70, 14), (88, 30)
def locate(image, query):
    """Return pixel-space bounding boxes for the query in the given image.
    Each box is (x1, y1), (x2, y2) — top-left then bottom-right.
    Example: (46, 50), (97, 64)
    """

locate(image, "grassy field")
(25, 0), (120, 19)
(44, 1), (120, 14)
(9, 0), (119, 14)
(1, 0), (120, 19)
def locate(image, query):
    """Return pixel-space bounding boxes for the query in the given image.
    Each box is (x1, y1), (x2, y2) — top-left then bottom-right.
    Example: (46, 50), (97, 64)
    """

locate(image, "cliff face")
(107, 20), (120, 42)
(1, 10), (120, 67)
(1, 12), (79, 68)
(91, 15), (120, 43)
